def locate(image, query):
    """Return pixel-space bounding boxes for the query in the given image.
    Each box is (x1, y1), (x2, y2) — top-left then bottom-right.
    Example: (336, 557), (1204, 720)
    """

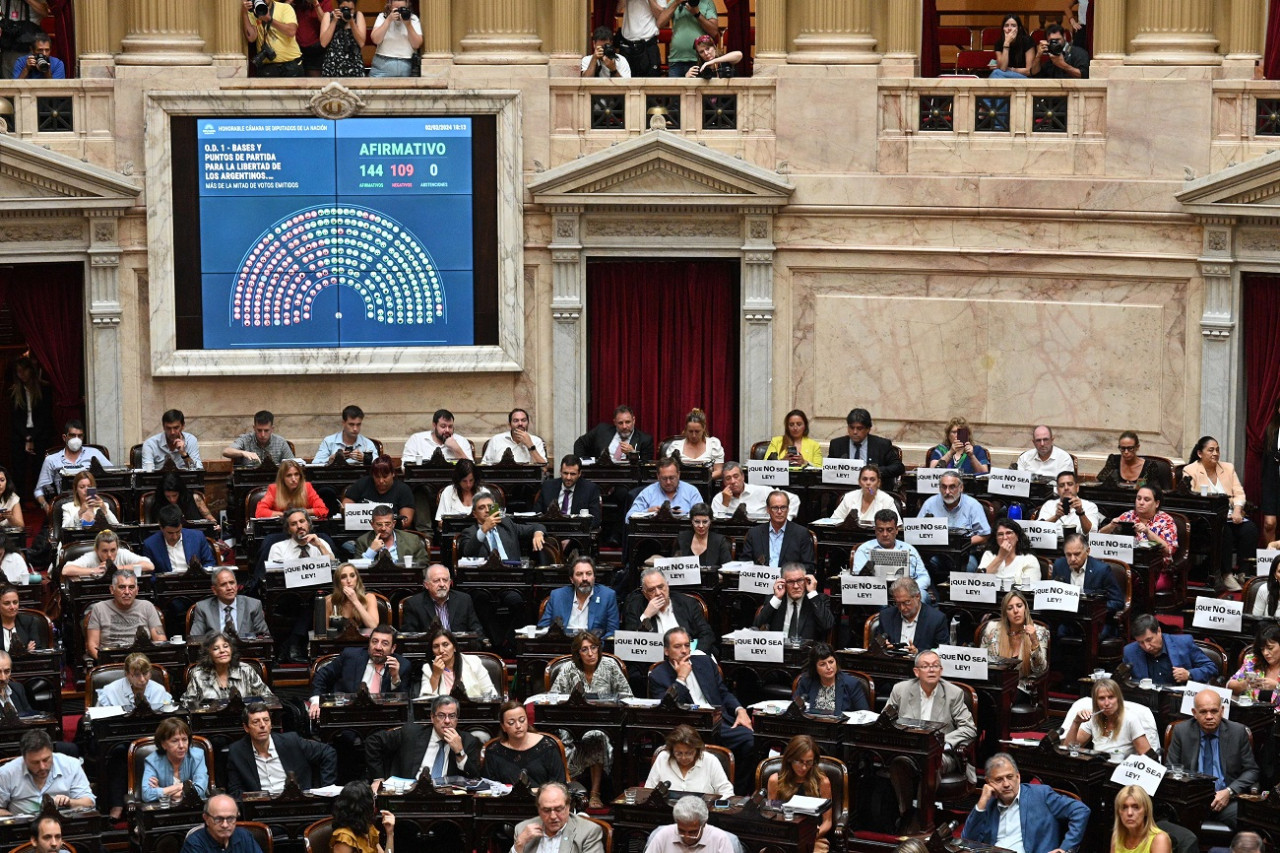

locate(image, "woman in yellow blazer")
(765, 409), (823, 467)
(1183, 435), (1258, 591)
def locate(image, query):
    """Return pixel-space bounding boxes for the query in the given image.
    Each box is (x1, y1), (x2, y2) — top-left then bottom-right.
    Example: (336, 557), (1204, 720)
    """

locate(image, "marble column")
(1093, 0), (1127, 61)
(1224, 0), (1265, 75)
(208, 0), (246, 65)
(1127, 0), (1220, 65)
(75, 0), (114, 63)
(421, 0), (452, 57)
(1197, 219), (1239, 458)
(754, 0), (788, 65)
(881, 0), (919, 75)
(740, 213), (776, 461)
(788, 0), (880, 65)
(117, 0), (210, 65)
(87, 214), (125, 462)
(549, 209), (586, 463)
(456, 0), (546, 64)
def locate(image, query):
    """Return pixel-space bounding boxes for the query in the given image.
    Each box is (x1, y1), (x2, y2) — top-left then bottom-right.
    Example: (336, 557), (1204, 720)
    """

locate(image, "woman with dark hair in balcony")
(990, 14), (1037, 78)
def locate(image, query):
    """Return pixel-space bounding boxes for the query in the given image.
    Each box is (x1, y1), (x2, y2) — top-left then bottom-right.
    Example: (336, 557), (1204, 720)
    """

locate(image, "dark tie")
(431, 738), (448, 778)
(298, 543), (310, 558)
(561, 489), (572, 513)
(853, 442), (862, 460)
(1201, 733), (1224, 788)
(224, 605), (236, 636)
(789, 601), (801, 638)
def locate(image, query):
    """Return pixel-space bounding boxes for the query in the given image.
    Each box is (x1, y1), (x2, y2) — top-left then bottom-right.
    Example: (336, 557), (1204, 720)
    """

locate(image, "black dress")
(482, 736), (567, 786)
(676, 529), (732, 566)
(1096, 455), (1170, 490)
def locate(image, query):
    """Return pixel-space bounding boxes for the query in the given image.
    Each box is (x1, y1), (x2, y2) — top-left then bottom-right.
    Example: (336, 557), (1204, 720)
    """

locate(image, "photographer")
(242, 0), (303, 77)
(1032, 23), (1089, 79)
(657, 0), (717, 78)
(369, 0), (422, 78)
(320, 0), (366, 77)
(12, 33), (61, 80)
(581, 26), (629, 78)
(615, 0), (661, 77)
(291, 0), (334, 78)
(685, 34), (739, 79)
(0, 0), (49, 83)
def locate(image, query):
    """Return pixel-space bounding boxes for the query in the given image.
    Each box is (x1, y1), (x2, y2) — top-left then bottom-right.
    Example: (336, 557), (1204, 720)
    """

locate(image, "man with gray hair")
(874, 577), (948, 652)
(622, 567), (717, 653)
(713, 462), (797, 520)
(84, 569), (166, 659)
(645, 795), (738, 852)
(1216, 831), (1264, 853)
(190, 567), (269, 639)
(512, 781), (604, 853)
(0, 650), (32, 713)
(963, 752), (1090, 853)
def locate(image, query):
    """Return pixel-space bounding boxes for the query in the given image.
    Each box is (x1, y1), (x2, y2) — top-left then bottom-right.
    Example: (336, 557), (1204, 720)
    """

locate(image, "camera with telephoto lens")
(1046, 40), (1064, 56)
(252, 0), (270, 16)
(251, 42), (276, 67)
(32, 55), (49, 74)
(340, 6), (353, 20)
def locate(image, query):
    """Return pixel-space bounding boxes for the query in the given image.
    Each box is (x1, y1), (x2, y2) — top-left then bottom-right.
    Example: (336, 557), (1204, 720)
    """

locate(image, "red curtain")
(1268, 0), (1280, 79)
(586, 260), (740, 460)
(724, 0), (752, 77)
(920, 0), (939, 77)
(591, 0), (613, 35)
(46, 0), (74, 77)
(0, 263), (84, 431)
(1243, 275), (1280, 501)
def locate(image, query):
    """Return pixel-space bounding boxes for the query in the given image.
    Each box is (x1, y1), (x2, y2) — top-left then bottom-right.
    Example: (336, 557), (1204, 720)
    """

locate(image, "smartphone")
(87, 487), (98, 499)
(787, 444), (798, 457)
(956, 428), (971, 444)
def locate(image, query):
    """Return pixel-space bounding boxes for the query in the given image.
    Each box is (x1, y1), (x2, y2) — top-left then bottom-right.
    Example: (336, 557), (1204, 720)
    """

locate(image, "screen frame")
(144, 88), (524, 377)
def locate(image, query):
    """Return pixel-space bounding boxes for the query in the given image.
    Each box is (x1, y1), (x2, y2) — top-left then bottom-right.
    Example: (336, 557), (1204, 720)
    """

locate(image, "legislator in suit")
(457, 501), (547, 563)
(573, 414), (655, 461)
(513, 802), (605, 853)
(675, 527), (732, 567)
(0, 610), (47, 653)
(649, 635), (753, 770)
(1166, 689), (1259, 829)
(1051, 548), (1124, 639)
(739, 517), (815, 572)
(1122, 619), (1218, 685)
(875, 597), (950, 652)
(622, 571), (718, 653)
(828, 428), (905, 490)
(0, 676), (33, 714)
(189, 583), (270, 640)
(539, 560), (619, 639)
(793, 670), (869, 715)
(364, 718), (482, 781)
(227, 708), (336, 797)
(310, 641), (409, 698)
(752, 569), (834, 641)
(532, 470), (603, 524)
(353, 529), (429, 564)
(141, 527), (215, 574)
(401, 589), (484, 636)
(963, 764), (1091, 853)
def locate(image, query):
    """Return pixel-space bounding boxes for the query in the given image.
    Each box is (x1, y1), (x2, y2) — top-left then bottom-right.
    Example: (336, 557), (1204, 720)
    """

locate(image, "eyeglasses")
(208, 816), (238, 825)
(1118, 445), (1138, 452)
(433, 712), (459, 721)
(916, 663), (942, 670)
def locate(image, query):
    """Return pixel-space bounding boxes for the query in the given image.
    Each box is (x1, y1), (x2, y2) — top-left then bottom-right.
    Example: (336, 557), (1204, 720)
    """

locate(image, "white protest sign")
(1178, 681), (1233, 719)
(936, 644), (989, 680)
(948, 572), (999, 603)
(821, 458), (864, 485)
(986, 467), (1031, 498)
(732, 631), (785, 663)
(655, 556), (702, 586)
(748, 460), (789, 487)
(1258, 548), (1279, 578)
(1033, 580), (1081, 613)
(342, 502), (379, 531)
(1090, 533), (1135, 565)
(612, 630), (666, 662)
(905, 517), (949, 546)
(738, 566), (778, 595)
(1192, 596), (1243, 633)
(914, 469), (944, 494)
(1110, 753), (1167, 798)
(283, 556), (334, 589)
(1021, 520), (1060, 550)
(842, 575), (888, 606)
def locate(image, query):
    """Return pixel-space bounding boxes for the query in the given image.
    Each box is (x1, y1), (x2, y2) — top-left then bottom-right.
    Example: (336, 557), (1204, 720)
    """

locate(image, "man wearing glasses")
(752, 562), (833, 640)
(365, 696), (482, 784)
(883, 650), (977, 833)
(740, 492), (815, 571)
(181, 794), (264, 853)
(513, 782), (604, 853)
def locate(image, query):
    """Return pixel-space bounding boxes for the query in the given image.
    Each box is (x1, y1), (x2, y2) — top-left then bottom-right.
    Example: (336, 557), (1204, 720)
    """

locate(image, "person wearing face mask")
(33, 420), (107, 508)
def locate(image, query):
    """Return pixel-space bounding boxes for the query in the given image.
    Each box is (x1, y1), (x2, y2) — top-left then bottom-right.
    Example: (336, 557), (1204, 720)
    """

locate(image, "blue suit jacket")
(142, 528), (215, 574)
(963, 782), (1091, 853)
(1122, 631), (1218, 684)
(794, 672), (869, 714)
(648, 655), (742, 716)
(875, 602), (950, 651)
(1050, 556), (1124, 612)
(311, 647), (410, 695)
(538, 584), (619, 639)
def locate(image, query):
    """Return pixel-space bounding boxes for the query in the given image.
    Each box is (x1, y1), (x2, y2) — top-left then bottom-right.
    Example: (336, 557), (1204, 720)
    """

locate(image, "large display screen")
(181, 115), (492, 351)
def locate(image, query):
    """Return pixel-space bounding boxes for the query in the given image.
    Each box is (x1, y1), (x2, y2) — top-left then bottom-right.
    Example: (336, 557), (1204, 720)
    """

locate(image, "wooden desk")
(412, 695), (503, 737)
(86, 705), (184, 783)
(623, 696), (722, 784)
(8, 647), (64, 720)
(0, 707), (61, 757)
(1082, 484), (1229, 585)
(471, 461), (547, 513)
(613, 788), (820, 853)
(720, 640), (813, 707)
(843, 714), (946, 834)
(380, 780), (475, 852)
(239, 786), (336, 841)
(1237, 792), (1280, 844)
(1108, 769), (1216, 835)
(314, 690), (410, 742)
(0, 806), (102, 849)
(750, 705), (844, 760)
(1006, 739), (1116, 852)
(534, 693), (627, 790)
(811, 517), (876, 580)
(514, 622), (579, 696)
(936, 589), (1112, 668)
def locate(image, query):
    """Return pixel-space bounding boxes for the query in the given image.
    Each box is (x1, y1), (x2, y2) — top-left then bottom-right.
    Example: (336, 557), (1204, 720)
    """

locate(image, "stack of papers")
(621, 697), (661, 707)
(784, 795), (830, 815)
(308, 785), (344, 797)
(843, 710), (879, 725)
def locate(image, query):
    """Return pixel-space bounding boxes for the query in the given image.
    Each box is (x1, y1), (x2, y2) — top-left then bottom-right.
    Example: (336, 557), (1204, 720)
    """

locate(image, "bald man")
(1166, 689), (1258, 829)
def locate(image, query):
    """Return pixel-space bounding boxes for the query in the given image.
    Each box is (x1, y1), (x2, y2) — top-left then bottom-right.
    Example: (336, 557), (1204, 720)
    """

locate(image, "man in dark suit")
(875, 577), (949, 652)
(0, 650), (33, 713)
(353, 504), (429, 564)
(400, 563), (485, 637)
(623, 567), (717, 653)
(1051, 532), (1125, 639)
(227, 703), (336, 796)
(1123, 613), (1218, 685)
(1167, 689), (1259, 829)
(752, 563), (834, 640)
(307, 624), (408, 719)
(189, 567), (270, 639)
(532, 455), (602, 523)
(649, 627), (753, 784)
(365, 695), (482, 782)
(457, 490), (547, 562)
(826, 408), (905, 489)
(539, 556), (619, 639)
(739, 492), (815, 572)
(573, 405), (654, 461)
(141, 505), (215, 574)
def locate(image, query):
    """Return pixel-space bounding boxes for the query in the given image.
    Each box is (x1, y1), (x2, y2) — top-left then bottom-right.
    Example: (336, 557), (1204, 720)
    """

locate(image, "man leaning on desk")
(1122, 614), (1219, 685)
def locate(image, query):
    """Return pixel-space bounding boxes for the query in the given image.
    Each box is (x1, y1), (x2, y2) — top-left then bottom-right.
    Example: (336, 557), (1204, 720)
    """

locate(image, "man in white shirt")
(512, 782), (605, 853)
(645, 796), (738, 853)
(581, 26), (631, 77)
(482, 408), (547, 466)
(615, 0), (662, 77)
(141, 409), (203, 471)
(190, 567), (270, 639)
(267, 509), (334, 563)
(402, 408), (474, 464)
(0, 730), (95, 815)
(712, 462), (797, 520)
(1015, 425), (1074, 479)
(227, 703), (336, 797)
(1037, 470), (1100, 534)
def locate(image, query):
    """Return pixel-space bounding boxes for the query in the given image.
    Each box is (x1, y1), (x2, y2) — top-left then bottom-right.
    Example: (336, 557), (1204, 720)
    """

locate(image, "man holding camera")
(12, 33), (61, 79)
(581, 26), (629, 78)
(1033, 23), (1089, 79)
(242, 0), (303, 78)
(659, 0), (718, 78)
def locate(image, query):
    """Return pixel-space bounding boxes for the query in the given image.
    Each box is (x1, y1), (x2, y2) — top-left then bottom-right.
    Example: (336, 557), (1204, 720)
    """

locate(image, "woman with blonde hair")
(766, 735), (832, 852)
(665, 409), (725, 479)
(1111, 785), (1170, 853)
(255, 458), (329, 518)
(979, 590), (1048, 696)
(326, 563), (379, 629)
(62, 470), (117, 530)
(1064, 677), (1153, 759)
(928, 417), (990, 474)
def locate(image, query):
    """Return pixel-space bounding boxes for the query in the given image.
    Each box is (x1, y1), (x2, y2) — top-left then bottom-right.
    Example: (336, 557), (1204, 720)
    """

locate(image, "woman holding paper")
(976, 519), (1040, 587)
(979, 590), (1049, 695)
(1227, 623), (1280, 706)
(830, 464), (901, 526)
(644, 724), (734, 797)
(792, 642), (869, 715)
(417, 627), (496, 701)
(1110, 785), (1171, 853)
(326, 562), (380, 629)
(675, 502), (732, 566)
(550, 630), (630, 808)
(764, 410), (823, 467)
(766, 735), (832, 852)
(1064, 677), (1153, 759)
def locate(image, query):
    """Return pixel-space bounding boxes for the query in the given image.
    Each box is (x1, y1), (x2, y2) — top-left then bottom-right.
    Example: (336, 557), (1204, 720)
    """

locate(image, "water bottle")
(1007, 504), (1022, 521)
(949, 616), (959, 644)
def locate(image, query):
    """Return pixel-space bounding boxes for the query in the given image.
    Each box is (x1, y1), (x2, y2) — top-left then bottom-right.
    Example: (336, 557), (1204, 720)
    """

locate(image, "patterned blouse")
(1114, 510), (1178, 551)
(1229, 655), (1280, 707)
(550, 655), (633, 698)
(181, 662), (274, 705)
(980, 621), (1050, 691)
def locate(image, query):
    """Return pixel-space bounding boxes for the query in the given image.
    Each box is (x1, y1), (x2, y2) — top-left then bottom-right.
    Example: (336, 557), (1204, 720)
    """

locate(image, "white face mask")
(66, 437), (83, 453)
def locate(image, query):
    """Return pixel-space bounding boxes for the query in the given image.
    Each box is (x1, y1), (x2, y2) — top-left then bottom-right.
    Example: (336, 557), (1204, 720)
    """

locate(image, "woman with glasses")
(644, 724), (734, 797)
(549, 630), (630, 808)
(675, 502), (732, 566)
(766, 735), (832, 853)
(1098, 431), (1170, 489)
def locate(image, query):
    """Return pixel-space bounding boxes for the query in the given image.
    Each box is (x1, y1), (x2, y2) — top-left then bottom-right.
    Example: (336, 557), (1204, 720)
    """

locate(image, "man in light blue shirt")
(95, 652), (173, 712)
(311, 404), (378, 465)
(141, 408), (202, 471)
(0, 730), (95, 815)
(627, 457), (702, 521)
(851, 509), (933, 603)
(917, 472), (990, 573)
(33, 420), (107, 505)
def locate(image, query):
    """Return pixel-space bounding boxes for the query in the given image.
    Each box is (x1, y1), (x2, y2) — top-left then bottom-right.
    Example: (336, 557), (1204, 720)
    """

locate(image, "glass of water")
(782, 804), (796, 821)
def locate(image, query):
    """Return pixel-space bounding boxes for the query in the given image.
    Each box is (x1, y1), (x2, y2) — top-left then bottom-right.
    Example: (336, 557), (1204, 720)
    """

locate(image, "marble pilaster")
(1197, 219), (1239, 458)
(456, 0), (546, 65)
(880, 0), (919, 76)
(548, 208), (586, 467)
(1093, 0), (1127, 62)
(87, 213), (124, 462)
(754, 0), (788, 66)
(1127, 0), (1221, 66)
(75, 0), (114, 64)
(421, 0), (452, 57)
(788, 0), (880, 65)
(208, 0), (246, 65)
(1224, 0), (1265, 76)
(741, 213), (776, 461)
(117, 0), (209, 65)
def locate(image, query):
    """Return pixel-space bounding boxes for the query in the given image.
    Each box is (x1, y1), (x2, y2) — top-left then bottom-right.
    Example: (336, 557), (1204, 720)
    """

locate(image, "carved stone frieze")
(0, 221), (80, 242)
(587, 218), (739, 238)
(308, 83), (367, 121)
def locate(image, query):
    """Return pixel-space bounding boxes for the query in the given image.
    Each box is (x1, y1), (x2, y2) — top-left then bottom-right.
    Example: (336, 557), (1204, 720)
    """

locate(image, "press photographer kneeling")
(242, 0), (303, 78)
(13, 33), (63, 80)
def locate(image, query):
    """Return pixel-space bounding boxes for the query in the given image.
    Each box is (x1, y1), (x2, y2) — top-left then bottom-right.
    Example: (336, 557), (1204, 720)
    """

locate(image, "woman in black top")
(675, 502), (732, 566)
(482, 700), (567, 788)
(990, 13), (1037, 78)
